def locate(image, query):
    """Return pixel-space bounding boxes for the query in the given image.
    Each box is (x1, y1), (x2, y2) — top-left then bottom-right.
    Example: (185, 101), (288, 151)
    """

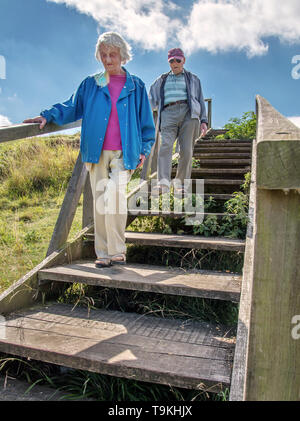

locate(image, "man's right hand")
(23, 116), (47, 130)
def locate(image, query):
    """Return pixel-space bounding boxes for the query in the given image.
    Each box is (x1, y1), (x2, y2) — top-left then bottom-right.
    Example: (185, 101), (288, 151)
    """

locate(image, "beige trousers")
(87, 150), (133, 259)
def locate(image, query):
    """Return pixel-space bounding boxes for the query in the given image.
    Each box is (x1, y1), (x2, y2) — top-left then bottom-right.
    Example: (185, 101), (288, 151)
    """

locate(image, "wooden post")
(47, 152), (87, 256)
(82, 173), (94, 229)
(140, 111), (159, 181)
(205, 98), (212, 129)
(235, 95), (300, 400)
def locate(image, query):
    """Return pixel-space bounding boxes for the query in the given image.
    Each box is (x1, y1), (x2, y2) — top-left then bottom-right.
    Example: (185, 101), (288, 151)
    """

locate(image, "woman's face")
(99, 44), (123, 75)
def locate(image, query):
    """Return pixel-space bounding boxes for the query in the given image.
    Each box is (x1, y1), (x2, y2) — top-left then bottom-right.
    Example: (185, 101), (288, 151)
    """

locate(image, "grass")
(0, 133), (245, 401)
(0, 134), (83, 293)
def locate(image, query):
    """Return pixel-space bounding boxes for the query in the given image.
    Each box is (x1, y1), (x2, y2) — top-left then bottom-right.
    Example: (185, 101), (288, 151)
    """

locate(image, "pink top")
(102, 74), (126, 150)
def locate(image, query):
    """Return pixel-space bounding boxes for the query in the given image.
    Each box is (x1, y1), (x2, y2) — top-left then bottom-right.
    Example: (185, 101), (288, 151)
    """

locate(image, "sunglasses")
(169, 58), (182, 64)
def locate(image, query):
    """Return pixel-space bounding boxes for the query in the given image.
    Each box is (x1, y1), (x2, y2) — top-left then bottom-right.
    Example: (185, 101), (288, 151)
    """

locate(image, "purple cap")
(168, 48), (185, 62)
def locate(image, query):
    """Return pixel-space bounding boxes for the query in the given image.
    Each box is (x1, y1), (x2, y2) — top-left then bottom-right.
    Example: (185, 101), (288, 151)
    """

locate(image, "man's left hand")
(200, 122), (208, 138)
(136, 154), (146, 168)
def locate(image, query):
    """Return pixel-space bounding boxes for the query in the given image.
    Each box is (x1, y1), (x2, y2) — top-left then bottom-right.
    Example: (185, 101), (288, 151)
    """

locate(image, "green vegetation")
(0, 135), (82, 293)
(216, 111), (256, 139)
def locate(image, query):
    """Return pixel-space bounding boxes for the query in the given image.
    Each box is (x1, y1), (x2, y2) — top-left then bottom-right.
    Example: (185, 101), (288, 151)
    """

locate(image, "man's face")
(99, 44), (123, 75)
(169, 57), (185, 75)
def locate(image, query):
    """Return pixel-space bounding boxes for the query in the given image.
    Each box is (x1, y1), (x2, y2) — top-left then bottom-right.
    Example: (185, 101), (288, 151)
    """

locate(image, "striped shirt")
(163, 72), (187, 106)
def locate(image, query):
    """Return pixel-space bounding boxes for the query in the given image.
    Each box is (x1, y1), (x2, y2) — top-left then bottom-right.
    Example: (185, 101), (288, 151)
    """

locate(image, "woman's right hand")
(23, 116), (47, 130)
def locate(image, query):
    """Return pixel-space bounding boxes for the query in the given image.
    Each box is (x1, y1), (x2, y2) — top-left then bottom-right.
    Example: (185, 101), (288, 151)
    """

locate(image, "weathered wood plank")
(185, 169), (249, 179)
(194, 153), (251, 159)
(256, 95), (300, 189)
(0, 303), (235, 391)
(196, 140), (252, 145)
(194, 159), (251, 165)
(256, 95), (300, 142)
(229, 139), (257, 401)
(47, 152), (87, 256)
(127, 210), (237, 219)
(125, 232), (245, 250)
(82, 172), (94, 229)
(257, 141), (300, 189)
(241, 96), (300, 401)
(194, 147), (251, 153)
(125, 231), (245, 252)
(0, 121), (82, 143)
(38, 261), (242, 301)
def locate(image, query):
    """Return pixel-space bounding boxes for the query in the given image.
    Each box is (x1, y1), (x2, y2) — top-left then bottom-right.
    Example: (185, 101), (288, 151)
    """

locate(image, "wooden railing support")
(231, 95), (300, 401)
(47, 152), (87, 256)
(82, 173), (94, 229)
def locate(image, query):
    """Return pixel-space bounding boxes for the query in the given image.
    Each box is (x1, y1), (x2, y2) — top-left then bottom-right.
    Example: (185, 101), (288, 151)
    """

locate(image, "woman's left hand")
(136, 154), (146, 168)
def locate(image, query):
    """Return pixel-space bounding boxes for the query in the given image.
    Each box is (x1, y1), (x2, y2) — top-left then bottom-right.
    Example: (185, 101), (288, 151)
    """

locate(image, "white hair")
(95, 32), (132, 64)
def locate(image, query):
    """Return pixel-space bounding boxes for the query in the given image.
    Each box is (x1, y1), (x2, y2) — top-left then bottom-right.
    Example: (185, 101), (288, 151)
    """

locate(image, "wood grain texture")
(242, 96), (300, 400)
(256, 95), (300, 143)
(229, 139), (257, 401)
(47, 152), (87, 256)
(0, 121), (82, 143)
(257, 140), (300, 189)
(0, 303), (236, 391)
(79, 231), (244, 251)
(245, 189), (300, 400)
(38, 261), (242, 301)
(256, 95), (300, 188)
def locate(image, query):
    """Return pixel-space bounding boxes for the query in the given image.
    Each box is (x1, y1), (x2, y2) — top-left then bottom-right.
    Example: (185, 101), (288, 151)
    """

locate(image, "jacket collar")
(94, 67), (135, 97)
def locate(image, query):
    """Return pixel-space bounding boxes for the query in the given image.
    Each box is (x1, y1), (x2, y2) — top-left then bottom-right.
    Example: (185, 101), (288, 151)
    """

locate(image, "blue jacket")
(40, 68), (155, 170)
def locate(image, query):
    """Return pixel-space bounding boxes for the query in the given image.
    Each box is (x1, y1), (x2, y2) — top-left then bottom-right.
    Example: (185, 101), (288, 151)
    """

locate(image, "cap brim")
(168, 56), (184, 62)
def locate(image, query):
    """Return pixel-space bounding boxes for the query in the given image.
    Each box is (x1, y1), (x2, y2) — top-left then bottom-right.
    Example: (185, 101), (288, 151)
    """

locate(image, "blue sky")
(0, 0), (300, 130)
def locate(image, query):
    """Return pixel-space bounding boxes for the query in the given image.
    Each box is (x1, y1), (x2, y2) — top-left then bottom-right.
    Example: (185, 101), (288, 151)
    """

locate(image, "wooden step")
(195, 142), (252, 147)
(201, 128), (228, 139)
(0, 303), (236, 391)
(85, 232), (246, 252)
(196, 139), (252, 145)
(194, 159), (251, 166)
(127, 210), (237, 219)
(179, 168), (249, 179)
(193, 153), (251, 159)
(199, 179), (244, 185)
(194, 147), (251, 153)
(38, 261), (241, 302)
(125, 232), (245, 251)
(135, 190), (234, 201)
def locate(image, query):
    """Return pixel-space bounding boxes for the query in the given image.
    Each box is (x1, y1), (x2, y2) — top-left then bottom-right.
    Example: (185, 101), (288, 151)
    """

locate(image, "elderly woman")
(24, 32), (155, 268)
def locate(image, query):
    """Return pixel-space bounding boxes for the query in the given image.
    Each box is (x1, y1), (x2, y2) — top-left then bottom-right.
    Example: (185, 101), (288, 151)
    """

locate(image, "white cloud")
(287, 116), (300, 128)
(47, 0), (300, 56)
(0, 115), (11, 127)
(48, 0), (176, 50)
(178, 0), (300, 56)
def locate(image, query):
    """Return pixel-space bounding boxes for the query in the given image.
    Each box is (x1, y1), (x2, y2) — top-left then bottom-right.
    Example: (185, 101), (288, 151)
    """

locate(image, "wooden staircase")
(0, 131), (252, 394)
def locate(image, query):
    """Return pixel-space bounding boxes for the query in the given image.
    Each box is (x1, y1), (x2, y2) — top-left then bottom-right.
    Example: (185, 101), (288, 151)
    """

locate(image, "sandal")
(95, 257), (112, 268)
(111, 253), (126, 265)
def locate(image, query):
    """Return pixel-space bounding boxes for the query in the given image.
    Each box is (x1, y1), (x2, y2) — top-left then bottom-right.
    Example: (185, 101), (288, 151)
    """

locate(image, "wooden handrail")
(0, 120), (82, 143)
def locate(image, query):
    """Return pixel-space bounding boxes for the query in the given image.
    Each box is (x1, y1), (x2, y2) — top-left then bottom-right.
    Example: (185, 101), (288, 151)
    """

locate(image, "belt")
(163, 100), (187, 109)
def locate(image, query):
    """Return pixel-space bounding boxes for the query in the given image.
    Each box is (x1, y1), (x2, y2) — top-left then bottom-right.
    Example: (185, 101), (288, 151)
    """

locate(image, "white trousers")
(87, 150), (133, 259)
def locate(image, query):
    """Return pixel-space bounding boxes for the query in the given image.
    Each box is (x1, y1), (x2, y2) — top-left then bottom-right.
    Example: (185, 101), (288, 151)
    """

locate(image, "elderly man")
(149, 47), (208, 194)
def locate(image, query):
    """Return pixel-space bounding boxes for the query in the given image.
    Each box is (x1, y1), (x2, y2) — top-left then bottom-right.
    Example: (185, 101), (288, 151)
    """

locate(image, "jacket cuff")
(40, 110), (53, 123)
